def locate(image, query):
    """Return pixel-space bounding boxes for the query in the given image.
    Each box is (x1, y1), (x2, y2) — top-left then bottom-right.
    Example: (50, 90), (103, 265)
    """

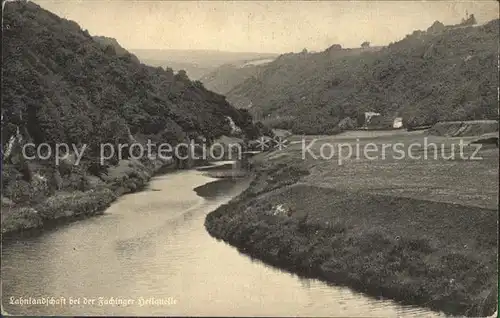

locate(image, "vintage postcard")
(1, 0), (499, 316)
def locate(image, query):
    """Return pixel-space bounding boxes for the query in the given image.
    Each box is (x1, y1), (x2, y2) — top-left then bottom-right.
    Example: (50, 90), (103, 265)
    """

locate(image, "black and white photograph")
(1, 0), (499, 316)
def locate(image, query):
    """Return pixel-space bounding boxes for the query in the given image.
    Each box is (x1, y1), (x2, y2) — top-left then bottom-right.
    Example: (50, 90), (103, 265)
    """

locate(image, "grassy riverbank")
(205, 130), (498, 316)
(1, 158), (179, 239)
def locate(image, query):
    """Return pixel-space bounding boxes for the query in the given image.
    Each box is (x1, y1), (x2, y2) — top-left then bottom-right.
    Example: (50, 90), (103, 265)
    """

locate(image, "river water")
(2, 168), (445, 316)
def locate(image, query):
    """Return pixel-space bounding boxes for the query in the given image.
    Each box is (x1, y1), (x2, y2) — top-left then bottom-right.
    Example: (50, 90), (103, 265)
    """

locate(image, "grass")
(1, 188), (117, 239)
(427, 120), (499, 137)
(205, 129), (498, 316)
(34, 188), (117, 220)
(1, 207), (43, 236)
(0, 158), (178, 239)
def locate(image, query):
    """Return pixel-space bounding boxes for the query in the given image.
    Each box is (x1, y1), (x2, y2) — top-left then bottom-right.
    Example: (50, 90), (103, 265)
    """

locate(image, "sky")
(34, 0), (499, 53)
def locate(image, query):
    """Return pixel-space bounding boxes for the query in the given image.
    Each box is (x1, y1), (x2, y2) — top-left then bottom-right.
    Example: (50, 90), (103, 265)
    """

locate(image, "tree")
(467, 14), (477, 26)
(327, 44), (342, 51)
(427, 21), (445, 33)
(361, 41), (370, 48)
(175, 69), (189, 82)
(461, 12), (477, 26)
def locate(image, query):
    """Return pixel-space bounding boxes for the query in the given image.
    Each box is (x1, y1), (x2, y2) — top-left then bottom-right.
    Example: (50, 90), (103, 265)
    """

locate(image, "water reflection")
(2, 169), (445, 317)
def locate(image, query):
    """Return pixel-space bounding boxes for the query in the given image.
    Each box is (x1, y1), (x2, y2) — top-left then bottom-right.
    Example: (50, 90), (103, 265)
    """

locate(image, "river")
(1, 167), (445, 316)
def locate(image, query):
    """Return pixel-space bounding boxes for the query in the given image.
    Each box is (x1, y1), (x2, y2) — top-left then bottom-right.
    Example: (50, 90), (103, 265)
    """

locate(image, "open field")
(283, 130), (498, 209)
(205, 129), (498, 316)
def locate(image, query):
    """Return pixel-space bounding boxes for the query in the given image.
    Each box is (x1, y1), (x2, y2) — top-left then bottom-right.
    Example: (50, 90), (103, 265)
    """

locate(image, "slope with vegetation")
(227, 19), (499, 134)
(1, 1), (263, 237)
(199, 58), (276, 95)
(92, 35), (141, 64)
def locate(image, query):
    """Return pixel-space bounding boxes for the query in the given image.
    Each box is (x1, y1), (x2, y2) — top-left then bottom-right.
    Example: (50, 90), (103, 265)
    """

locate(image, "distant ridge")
(199, 57), (277, 95)
(129, 49), (279, 80)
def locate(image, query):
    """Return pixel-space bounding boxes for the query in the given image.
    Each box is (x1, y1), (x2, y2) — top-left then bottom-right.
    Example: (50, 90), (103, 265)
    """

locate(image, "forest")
(226, 18), (499, 134)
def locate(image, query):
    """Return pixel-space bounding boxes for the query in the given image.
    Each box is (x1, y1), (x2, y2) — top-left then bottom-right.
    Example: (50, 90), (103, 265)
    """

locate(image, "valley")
(1, 1), (498, 317)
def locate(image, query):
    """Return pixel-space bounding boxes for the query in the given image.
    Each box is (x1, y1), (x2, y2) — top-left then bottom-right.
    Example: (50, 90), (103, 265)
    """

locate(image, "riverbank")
(1, 157), (183, 240)
(204, 130), (498, 317)
(196, 160), (250, 179)
(1, 134), (260, 240)
(3, 167), (443, 317)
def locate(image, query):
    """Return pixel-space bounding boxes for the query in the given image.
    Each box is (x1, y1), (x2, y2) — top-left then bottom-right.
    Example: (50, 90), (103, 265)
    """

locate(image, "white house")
(393, 117), (403, 129)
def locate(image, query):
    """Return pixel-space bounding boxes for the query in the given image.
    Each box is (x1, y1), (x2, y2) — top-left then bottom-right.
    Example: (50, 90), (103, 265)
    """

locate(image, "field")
(284, 130), (498, 209)
(205, 129), (498, 316)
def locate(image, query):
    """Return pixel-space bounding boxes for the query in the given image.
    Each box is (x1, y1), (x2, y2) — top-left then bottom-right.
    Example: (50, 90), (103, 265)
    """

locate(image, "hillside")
(1, 1), (263, 226)
(92, 35), (141, 64)
(2, 1), (262, 151)
(199, 58), (275, 95)
(130, 49), (278, 80)
(227, 20), (499, 134)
